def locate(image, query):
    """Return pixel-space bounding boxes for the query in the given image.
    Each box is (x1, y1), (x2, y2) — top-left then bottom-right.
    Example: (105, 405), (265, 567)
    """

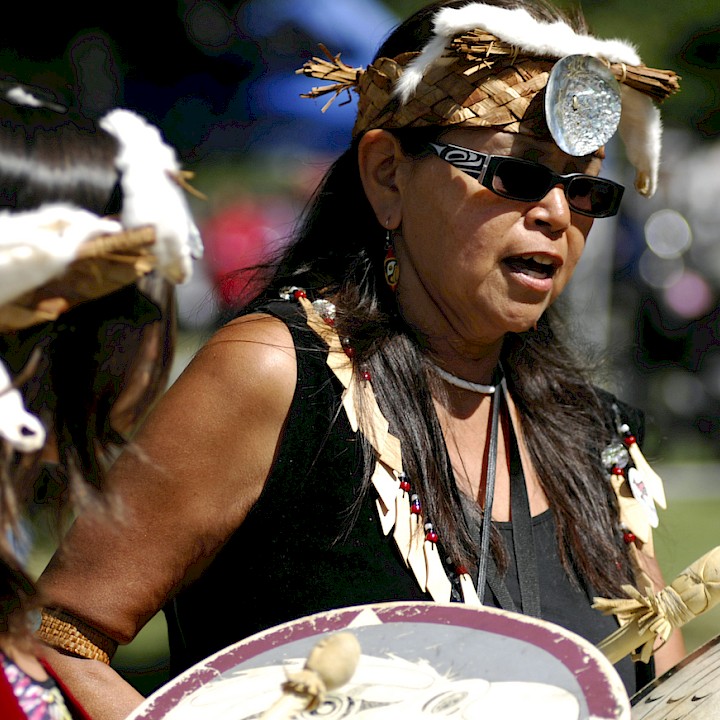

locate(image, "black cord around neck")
(475, 381), (541, 618)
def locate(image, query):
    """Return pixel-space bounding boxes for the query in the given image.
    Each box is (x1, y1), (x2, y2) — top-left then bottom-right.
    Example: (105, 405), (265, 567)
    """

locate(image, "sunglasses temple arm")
(456, 153), (492, 184)
(475, 154), (492, 185)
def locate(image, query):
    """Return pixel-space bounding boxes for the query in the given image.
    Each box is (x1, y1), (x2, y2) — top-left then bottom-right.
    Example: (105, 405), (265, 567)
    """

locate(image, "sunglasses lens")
(491, 158), (550, 202)
(433, 145), (624, 218)
(568, 178), (620, 217)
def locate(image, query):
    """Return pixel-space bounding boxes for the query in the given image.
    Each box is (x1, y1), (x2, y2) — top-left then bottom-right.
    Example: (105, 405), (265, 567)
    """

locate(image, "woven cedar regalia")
(0, 223), (156, 333)
(298, 3), (679, 196)
(296, 2), (677, 607)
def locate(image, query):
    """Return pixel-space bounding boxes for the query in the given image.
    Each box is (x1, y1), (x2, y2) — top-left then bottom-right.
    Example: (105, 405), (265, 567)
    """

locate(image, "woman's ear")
(358, 129), (406, 230)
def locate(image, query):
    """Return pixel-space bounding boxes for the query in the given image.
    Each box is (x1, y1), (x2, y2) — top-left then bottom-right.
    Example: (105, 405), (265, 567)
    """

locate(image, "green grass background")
(652, 497), (720, 656)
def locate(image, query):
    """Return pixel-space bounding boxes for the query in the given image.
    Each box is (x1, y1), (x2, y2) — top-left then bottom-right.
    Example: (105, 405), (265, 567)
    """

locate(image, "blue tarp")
(231, 0), (398, 154)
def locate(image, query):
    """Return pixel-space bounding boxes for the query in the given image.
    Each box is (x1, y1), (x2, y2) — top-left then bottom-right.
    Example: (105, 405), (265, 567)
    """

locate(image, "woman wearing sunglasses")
(38, 1), (685, 717)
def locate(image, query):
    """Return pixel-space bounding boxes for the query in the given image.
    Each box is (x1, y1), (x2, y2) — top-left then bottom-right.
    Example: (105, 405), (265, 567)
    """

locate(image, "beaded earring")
(383, 229), (399, 291)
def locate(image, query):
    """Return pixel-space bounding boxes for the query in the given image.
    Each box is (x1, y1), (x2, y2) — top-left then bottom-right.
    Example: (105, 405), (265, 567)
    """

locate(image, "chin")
(502, 315), (542, 335)
(495, 297), (551, 336)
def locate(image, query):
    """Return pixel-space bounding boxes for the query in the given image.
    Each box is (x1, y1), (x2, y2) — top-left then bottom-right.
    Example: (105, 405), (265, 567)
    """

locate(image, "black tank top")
(487, 511), (640, 691)
(164, 301), (651, 694)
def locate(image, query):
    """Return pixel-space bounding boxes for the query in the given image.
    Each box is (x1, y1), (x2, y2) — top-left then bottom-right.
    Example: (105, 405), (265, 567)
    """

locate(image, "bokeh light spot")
(644, 209), (692, 259)
(663, 270), (714, 319)
(639, 250), (684, 289)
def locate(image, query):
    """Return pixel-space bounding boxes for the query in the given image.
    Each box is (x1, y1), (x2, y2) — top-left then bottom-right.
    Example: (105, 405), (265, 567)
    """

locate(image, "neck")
(426, 336), (504, 389)
(394, 253), (506, 382)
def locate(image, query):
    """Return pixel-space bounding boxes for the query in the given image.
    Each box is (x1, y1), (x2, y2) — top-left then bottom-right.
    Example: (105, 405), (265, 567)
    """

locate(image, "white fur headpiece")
(394, 3), (663, 197)
(394, 5), (641, 103)
(0, 358), (45, 453)
(0, 204), (122, 307)
(299, 3), (678, 199)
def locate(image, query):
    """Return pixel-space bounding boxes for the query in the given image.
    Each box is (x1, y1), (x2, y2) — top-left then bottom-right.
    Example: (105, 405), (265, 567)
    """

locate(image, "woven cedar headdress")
(298, 2), (679, 198)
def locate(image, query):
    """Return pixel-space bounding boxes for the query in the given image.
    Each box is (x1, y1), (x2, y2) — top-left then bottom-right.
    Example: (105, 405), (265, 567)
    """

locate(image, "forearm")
(653, 627), (686, 677)
(42, 647), (145, 720)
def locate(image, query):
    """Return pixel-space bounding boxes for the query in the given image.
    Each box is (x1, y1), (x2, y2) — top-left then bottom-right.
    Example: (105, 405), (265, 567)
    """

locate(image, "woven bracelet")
(37, 608), (117, 665)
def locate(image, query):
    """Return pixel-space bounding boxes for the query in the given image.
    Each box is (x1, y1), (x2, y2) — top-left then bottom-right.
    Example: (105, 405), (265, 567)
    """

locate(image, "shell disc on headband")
(545, 55), (622, 156)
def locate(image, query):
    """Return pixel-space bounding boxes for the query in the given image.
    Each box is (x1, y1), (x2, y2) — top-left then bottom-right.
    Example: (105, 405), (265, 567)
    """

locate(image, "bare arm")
(37, 313), (297, 717)
(43, 648), (145, 720)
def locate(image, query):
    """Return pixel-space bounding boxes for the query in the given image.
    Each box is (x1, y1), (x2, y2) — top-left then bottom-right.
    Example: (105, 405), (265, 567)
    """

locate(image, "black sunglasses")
(428, 142), (624, 218)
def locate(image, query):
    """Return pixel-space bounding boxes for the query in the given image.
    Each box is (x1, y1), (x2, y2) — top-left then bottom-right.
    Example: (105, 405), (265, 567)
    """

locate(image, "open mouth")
(503, 254), (559, 280)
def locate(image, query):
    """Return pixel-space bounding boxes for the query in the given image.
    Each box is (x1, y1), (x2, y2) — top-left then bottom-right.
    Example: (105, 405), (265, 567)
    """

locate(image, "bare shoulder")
(132, 310), (299, 489)
(204, 311), (296, 360)
(185, 312), (297, 401)
(145, 313), (294, 434)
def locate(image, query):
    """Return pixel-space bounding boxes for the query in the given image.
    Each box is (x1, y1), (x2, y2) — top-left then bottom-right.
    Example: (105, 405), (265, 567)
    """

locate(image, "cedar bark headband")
(297, 2), (679, 198)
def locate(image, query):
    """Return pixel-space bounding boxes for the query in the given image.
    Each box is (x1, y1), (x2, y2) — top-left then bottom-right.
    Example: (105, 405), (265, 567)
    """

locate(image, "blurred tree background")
(4, 0), (716, 460)
(4, 0), (720, 699)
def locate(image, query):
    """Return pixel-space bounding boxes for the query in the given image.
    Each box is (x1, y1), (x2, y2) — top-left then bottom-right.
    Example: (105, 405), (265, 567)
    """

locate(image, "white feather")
(0, 359), (46, 453)
(100, 109), (203, 284)
(395, 3), (640, 103)
(0, 204), (121, 306)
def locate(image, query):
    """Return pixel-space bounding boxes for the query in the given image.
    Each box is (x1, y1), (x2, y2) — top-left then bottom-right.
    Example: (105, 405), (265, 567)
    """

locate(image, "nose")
(526, 185), (571, 235)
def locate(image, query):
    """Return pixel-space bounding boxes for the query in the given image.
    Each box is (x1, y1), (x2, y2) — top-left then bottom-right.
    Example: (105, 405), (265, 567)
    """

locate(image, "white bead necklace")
(429, 362), (498, 394)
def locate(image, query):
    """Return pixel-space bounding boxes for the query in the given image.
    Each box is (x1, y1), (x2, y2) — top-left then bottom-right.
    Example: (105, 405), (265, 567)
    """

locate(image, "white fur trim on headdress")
(0, 358), (45, 453)
(393, 2), (661, 197)
(618, 86), (662, 196)
(394, 4), (640, 103)
(0, 203), (121, 306)
(99, 109), (203, 284)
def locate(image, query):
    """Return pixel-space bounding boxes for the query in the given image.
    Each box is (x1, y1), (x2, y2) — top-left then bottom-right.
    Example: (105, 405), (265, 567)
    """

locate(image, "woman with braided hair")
(39, 1), (685, 716)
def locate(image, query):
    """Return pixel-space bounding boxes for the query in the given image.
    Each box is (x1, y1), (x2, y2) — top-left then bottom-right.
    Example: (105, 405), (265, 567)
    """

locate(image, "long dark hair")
(251, 0), (632, 597)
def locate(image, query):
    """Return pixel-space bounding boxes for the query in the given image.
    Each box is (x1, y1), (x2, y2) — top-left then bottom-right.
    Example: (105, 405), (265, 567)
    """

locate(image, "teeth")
(519, 254), (554, 266)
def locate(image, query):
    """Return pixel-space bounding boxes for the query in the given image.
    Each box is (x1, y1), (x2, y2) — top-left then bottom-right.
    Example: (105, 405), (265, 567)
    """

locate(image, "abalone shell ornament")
(545, 55), (622, 156)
